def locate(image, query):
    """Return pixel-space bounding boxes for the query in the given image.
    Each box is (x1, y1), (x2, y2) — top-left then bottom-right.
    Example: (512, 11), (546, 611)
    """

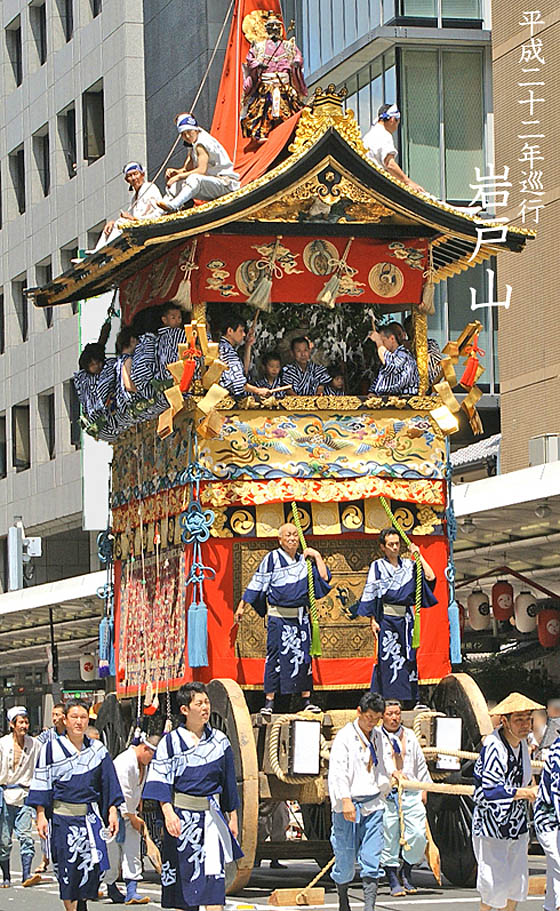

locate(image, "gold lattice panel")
(233, 538), (381, 659)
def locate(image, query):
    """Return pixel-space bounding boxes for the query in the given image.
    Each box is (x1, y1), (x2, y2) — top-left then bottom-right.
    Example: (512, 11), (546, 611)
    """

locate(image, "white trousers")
(472, 832), (529, 908)
(537, 828), (560, 911)
(105, 819), (142, 883)
(163, 174), (239, 211)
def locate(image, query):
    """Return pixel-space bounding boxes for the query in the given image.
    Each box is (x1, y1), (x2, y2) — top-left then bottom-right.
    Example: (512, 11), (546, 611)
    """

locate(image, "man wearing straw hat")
(104, 733), (160, 904)
(472, 692), (543, 911)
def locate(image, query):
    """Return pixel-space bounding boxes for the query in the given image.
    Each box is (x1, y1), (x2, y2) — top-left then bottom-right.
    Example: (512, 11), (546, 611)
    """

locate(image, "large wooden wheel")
(428, 673), (493, 886)
(208, 678), (258, 893)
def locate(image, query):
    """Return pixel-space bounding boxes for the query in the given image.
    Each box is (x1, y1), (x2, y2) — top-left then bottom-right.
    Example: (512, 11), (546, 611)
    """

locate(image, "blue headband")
(122, 161), (144, 177)
(176, 114), (199, 134)
(380, 104), (400, 121)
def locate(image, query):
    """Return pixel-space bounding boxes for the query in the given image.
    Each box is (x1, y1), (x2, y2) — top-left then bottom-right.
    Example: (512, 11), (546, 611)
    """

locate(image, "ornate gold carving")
(413, 310), (429, 395)
(249, 172), (392, 223)
(289, 93), (367, 158)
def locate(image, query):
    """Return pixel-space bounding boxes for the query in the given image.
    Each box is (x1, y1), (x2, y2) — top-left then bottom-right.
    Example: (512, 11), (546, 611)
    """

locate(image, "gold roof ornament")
(242, 10), (271, 43)
(490, 692), (545, 715)
(289, 85), (367, 157)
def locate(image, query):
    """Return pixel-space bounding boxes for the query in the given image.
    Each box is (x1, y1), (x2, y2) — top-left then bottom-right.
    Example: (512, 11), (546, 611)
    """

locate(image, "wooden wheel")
(208, 678), (258, 893)
(428, 673), (492, 886)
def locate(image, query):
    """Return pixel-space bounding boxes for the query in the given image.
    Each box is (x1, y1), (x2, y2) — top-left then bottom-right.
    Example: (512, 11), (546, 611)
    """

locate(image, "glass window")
(331, 0), (345, 56)
(9, 146), (26, 214)
(442, 0), (481, 19)
(442, 50), (484, 202)
(33, 128), (50, 197)
(0, 415), (6, 479)
(6, 18), (23, 87)
(83, 81), (105, 163)
(401, 0), (437, 16)
(400, 49), (441, 196)
(58, 106), (77, 179)
(30, 4), (47, 65)
(12, 402), (31, 472)
(12, 278), (28, 342)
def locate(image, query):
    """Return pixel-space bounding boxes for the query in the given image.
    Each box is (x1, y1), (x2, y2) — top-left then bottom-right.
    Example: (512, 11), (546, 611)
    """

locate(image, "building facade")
(0, 0), (230, 704)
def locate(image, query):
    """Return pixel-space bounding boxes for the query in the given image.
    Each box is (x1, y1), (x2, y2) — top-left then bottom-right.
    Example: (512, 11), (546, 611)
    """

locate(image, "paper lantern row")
(458, 581), (560, 647)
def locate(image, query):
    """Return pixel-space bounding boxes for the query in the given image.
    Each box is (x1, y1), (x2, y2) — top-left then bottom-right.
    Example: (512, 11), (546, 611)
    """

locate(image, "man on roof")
(363, 104), (425, 194)
(472, 692), (542, 911)
(94, 162), (162, 250)
(157, 114), (240, 213)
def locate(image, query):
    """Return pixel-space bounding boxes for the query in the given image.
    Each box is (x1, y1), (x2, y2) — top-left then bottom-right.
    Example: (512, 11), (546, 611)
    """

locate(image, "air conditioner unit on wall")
(529, 434), (560, 466)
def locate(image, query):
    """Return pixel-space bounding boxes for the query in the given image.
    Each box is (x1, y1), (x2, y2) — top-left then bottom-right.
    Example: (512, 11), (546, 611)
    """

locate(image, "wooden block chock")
(268, 888), (325, 906)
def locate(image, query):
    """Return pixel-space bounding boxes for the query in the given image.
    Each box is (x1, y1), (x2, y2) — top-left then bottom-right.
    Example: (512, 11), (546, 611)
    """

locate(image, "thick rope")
(268, 712), (324, 784)
(401, 778), (474, 796)
(379, 496), (422, 648)
(291, 502), (321, 657)
(296, 856), (336, 902)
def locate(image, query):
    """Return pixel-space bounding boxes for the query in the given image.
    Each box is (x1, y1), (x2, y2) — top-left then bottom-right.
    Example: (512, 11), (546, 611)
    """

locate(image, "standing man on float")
(357, 528), (437, 707)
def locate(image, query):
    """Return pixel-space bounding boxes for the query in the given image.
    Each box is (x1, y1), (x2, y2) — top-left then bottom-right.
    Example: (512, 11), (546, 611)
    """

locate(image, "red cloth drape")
(210, 0), (285, 165)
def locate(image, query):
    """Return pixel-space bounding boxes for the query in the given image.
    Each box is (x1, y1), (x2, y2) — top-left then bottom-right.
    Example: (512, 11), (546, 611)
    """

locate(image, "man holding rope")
(328, 691), (394, 911)
(472, 692), (542, 911)
(357, 528), (437, 707)
(235, 523), (331, 716)
(379, 700), (431, 896)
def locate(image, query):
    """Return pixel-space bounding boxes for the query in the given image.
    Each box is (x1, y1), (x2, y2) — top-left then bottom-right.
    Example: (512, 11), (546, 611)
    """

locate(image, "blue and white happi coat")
(282, 361), (332, 396)
(143, 725), (242, 911)
(218, 337), (248, 398)
(242, 548), (332, 694)
(254, 373), (287, 398)
(357, 557), (437, 702)
(535, 736), (560, 834)
(472, 727), (532, 839)
(26, 734), (123, 902)
(155, 326), (187, 381)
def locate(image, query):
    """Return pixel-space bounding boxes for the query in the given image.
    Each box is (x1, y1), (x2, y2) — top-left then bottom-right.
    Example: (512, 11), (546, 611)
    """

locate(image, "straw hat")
(490, 692), (544, 716)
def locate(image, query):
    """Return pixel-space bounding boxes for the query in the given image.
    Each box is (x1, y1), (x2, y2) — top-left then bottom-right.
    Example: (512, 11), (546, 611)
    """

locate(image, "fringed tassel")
(187, 600), (208, 667)
(412, 608), (421, 650)
(245, 273), (273, 311)
(419, 243), (436, 315)
(173, 275), (192, 308)
(164, 718), (173, 733)
(448, 600), (462, 664)
(316, 237), (354, 309)
(310, 620), (322, 658)
(316, 273), (340, 309)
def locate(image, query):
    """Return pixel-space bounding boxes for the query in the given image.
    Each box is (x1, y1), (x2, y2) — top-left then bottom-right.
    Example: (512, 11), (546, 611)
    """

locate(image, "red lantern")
(538, 608), (560, 648)
(492, 580), (514, 620)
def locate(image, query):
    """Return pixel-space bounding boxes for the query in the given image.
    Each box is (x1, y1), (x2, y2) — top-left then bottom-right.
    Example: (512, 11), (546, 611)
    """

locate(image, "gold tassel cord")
(316, 236), (355, 308)
(246, 235), (283, 311)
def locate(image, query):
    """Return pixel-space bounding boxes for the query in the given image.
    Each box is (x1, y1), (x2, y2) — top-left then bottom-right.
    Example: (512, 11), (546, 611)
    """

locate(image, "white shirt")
(363, 121), (398, 171)
(328, 721), (394, 815)
(0, 733), (41, 806)
(113, 746), (146, 816)
(192, 129), (240, 183)
(129, 180), (163, 220)
(379, 725), (432, 784)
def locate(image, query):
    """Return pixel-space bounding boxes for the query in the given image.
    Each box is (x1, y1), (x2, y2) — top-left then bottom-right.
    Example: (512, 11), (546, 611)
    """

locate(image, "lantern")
(514, 591), (538, 633)
(492, 579), (514, 620)
(79, 654), (96, 682)
(537, 608), (560, 648)
(467, 588), (490, 630)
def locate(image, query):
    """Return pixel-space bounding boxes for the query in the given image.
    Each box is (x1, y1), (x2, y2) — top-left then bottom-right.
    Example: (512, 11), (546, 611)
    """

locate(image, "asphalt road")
(0, 851), (548, 910)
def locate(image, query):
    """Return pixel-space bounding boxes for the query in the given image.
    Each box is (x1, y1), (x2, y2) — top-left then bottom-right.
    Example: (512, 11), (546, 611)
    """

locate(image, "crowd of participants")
(73, 305), (443, 439)
(2, 689), (560, 910)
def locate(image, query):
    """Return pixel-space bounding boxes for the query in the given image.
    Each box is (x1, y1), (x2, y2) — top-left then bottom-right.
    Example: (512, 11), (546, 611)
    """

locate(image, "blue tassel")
(188, 601), (208, 668)
(98, 616), (115, 678)
(448, 600), (462, 664)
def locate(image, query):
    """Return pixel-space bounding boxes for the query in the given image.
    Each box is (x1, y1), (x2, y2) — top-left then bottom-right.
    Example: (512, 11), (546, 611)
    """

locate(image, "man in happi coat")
(143, 683), (242, 911)
(235, 523), (331, 715)
(27, 699), (123, 911)
(472, 692), (542, 911)
(535, 729), (560, 911)
(241, 14), (307, 141)
(379, 700), (431, 896)
(328, 691), (394, 911)
(357, 528), (437, 706)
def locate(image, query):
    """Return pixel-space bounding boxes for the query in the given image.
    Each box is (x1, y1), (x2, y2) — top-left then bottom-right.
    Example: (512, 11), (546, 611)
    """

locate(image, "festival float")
(27, 2), (535, 890)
